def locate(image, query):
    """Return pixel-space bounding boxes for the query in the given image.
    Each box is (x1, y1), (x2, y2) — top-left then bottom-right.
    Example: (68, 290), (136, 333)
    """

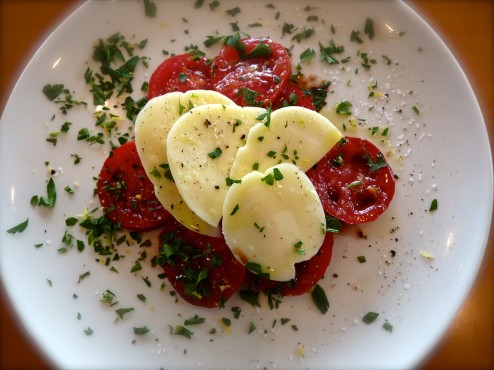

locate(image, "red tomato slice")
(273, 82), (315, 110)
(158, 217), (246, 308)
(147, 53), (212, 99)
(307, 137), (396, 224)
(246, 232), (334, 297)
(97, 141), (169, 231)
(211, 37), (291, 107)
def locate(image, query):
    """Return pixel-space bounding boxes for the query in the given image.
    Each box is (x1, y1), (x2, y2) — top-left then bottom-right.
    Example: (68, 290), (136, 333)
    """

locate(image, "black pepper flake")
(390, 250), (396, 257)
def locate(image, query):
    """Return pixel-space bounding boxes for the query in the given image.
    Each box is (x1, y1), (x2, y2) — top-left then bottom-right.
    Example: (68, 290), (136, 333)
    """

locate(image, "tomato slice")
(147, 53), (213, 99)
(211, 37), (291, 107)
(97, 141), (169, 231)
(246, 232), (334, 297)
(158, 217), (246, 308)
(273, 82), (315, 110)
(307, 137), (396, 224)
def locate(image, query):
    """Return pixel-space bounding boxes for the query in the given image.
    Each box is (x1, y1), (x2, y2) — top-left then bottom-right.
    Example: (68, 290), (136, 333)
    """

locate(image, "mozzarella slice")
(229, 106), (342, 180)
(167, 104), (266, 227)
(222, 163), (326, 281)
(134, 90), (234, 236)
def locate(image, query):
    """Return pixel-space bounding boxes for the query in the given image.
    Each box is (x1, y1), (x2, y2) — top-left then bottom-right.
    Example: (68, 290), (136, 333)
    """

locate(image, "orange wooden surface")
(1, 1), (493, 369)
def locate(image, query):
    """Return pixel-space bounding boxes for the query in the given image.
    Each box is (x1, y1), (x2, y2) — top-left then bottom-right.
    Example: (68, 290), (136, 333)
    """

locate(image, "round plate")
(1, 1), (492, 369)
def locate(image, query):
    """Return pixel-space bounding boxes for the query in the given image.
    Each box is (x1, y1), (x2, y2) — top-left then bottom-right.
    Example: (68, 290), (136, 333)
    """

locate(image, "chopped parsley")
(429, 198), (438, 212)
(362, 311), (379, 324)
(208, 147), (223, 159)
(143, 0), (157, 17)
(133, 326), (150, 335)
(6, 219), (29, 234)
(31, 178), (56, 208)
(311, 284), (329, 314)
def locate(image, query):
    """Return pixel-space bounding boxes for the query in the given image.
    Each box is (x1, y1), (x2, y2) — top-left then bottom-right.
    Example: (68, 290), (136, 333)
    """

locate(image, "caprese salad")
(96, 35), (396, 309)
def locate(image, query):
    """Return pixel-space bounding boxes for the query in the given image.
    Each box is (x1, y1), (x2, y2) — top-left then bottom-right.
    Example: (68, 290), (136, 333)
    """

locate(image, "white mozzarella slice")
(229, 106), (342, 180)
(134, 90), (234, 236)
(167, 104), (266, 227)
(222, 163), (326, 281)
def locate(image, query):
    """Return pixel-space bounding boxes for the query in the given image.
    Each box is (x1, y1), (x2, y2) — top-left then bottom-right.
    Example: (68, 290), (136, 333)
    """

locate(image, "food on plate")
(147, 53), (213, 99)
(166, 103), (265, 227)
(229, 105), (342, 180)
(307, 136), (396, 224)
(134, 90), (234, 236)
(95, 35), (396, 309)
(96, 141), (170, 231)
(222, 163), (326, 281)
(210, 36), (291, 107)
(158, 216), (246, 308)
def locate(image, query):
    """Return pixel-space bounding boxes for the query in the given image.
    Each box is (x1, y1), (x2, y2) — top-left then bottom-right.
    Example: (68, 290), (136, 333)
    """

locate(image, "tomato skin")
(211, 37), (291, 107)
(307, 137), (396, 224)
(273, 82), (315, 110)
(158, 217), (246, 308)
(97, 141), (169, 231)
(246, 232), (334, 296)
(147, 54), (212, 99)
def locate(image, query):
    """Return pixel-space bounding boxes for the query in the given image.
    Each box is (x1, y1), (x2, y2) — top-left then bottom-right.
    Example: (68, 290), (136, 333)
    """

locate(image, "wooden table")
(1, 1), (492, 369)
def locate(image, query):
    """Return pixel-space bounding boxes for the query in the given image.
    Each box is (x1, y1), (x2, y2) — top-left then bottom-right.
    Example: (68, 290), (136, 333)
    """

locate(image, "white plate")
(1, 1), (492, 369)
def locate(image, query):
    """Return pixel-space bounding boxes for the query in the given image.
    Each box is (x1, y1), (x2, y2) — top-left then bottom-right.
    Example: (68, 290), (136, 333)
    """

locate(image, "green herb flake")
(362, 311), (379, 324)
(357, 255), (366, 263)
(170, 325), (193, 339)
(143, 0), (157, 17)
(230, 204), (240, 216)
(367, 154), (388, 173)
(77, 271), (90, 283)
(325, 215), (342, 233)
(429, 199), (438, 212)
(42, 84), (64, 101)
(412, 105), (420, 115)
(83, 327), (93, 336)
(178, 73), (188, 82)
(115, 307), (135, 320)
(364, 17), (375, 40)
(226, 7), (241, 17)
(292, 27), (315, 43)
(6, 219), (29, 234)
(184, 314), (205, 326)
(208, 147), (223, 159)
(248, 321), (256, 334)
(294, 240), (305, 255)
(311, 284), (329, 314)
(242, 42), (271, 59)
(254, 222), (265, 233)
(336, 100), (352, 116)
(350, 30), (363, 43)
(319, 39), (345, 65)
(133, 326), (150, 335)
(261, 173), (274, 186)
(300, 48), (316, 64)
(239, 289), (261, 307)
(256, 107), (272, 127)
(383, 320), (393, 332)
(31, 177), (57, 208)
(225, 176), (241, 186)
